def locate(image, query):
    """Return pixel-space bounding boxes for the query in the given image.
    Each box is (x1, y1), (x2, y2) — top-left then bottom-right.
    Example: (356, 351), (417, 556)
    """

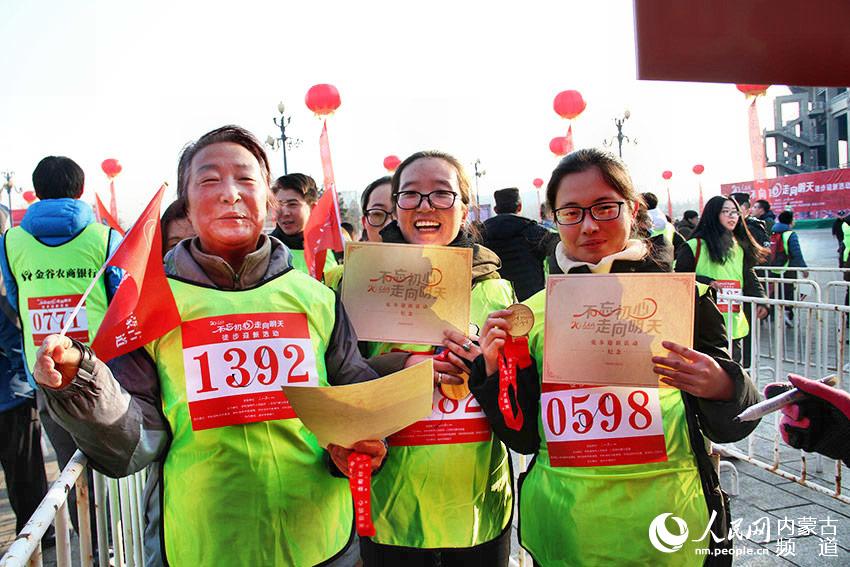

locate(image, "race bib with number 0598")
(181, 313), (318, 431)
(541, 384), (667, 467)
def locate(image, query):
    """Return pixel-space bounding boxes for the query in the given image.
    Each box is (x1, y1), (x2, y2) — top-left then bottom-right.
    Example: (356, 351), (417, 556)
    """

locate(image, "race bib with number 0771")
(28, 294), (89, 346)
(181, 313), (319, 431)
(541, 384), (667, 467)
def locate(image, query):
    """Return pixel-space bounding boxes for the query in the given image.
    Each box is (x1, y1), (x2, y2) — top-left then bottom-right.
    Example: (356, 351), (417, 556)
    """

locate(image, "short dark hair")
(778, 210), (793, 224)
(340, 222), (355, 237)
(160, 197), (188, 256)
(683, 210), (699, 221)
(272, 173), (319, 205)
(754, 199), (771, 211)
(641, 192), (659, 210)
(176, 125), (273, 211)
(730, 192), (751, 207)
(32, 156), (84, 200)
(391, 151), (473, 206)
(360, 176), (392, 211)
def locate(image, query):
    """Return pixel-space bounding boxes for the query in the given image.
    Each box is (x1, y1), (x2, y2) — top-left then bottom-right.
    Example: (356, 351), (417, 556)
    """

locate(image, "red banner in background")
(720, 168), (850, 220)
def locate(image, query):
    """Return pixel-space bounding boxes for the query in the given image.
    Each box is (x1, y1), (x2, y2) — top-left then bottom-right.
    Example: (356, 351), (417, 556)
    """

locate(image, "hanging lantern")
(533, 178), (544, 189)
(736, 84), (770, 97)
(305, 84), (342, 116)
(549, 136), (570, 156)
(23, 190), (37, 203)
(692, 164), (704, 175)
(553, 90), (587, 120)
(662, 170), (673, 180)
(383, 155), (401, 172)
(101, 159), (122, 179)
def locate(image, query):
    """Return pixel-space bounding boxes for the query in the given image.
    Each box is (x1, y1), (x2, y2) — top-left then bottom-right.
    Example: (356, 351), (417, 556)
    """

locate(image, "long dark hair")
(692, 196), (768, 265)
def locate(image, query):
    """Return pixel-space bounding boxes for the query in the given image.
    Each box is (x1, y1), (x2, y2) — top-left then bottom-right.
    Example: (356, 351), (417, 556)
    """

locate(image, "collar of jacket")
(20, 198), (94, 237)
(379, 221), (501, 283)
(270, 225), (304, 250)
(164, 234), (293, 290)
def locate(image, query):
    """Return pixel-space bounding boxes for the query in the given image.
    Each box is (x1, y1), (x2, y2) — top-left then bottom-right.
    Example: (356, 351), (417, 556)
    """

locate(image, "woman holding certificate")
(469, 149), (761, 565)
(360, 151), (515, 566)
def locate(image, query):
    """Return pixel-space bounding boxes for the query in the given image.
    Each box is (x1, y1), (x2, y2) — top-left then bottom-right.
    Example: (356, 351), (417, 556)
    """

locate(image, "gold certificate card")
(341, 242), (472, 345)
(542, 273), (695, 387)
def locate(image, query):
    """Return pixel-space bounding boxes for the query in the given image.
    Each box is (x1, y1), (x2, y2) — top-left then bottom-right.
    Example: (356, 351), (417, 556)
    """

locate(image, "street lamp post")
(267, 102), (302, 175)
(1, 171), (20, 228)
(473, 158), (486, 209)
(604, 110), (635, 158)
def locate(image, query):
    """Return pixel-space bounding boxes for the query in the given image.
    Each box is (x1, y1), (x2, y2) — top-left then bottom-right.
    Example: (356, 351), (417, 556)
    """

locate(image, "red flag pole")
(666, 185), (673, 220)
(109, 179), (119, 220)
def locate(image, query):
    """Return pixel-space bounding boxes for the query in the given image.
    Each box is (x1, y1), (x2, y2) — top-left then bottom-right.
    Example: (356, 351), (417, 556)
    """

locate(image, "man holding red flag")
(32, 125), (395, 567)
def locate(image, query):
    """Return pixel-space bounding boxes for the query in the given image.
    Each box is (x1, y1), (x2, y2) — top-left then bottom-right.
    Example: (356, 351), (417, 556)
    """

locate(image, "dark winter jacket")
(771, 222), (807, 269)
(481, 214), (558, 301)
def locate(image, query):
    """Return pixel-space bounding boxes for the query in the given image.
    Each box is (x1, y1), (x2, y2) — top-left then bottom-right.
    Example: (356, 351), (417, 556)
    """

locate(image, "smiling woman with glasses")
(356, 150), (516, 566)
(469, 148), (761, 565)
(675, 195), (769, 363)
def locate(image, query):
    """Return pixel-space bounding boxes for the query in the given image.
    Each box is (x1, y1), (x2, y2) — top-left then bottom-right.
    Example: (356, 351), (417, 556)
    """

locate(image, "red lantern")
(553, 90), (587, 120)
(736, 84), (770, 97)
(383, 155), (401, 172)
(549, 136), (569, 156)
(692, 164), (705, 175)
(23, 191), (36, 203)
(305, 84), (342, 116)
(662, 170), (673, 180)
(533, 178), (544, 189)
(101, 159), (122, 179)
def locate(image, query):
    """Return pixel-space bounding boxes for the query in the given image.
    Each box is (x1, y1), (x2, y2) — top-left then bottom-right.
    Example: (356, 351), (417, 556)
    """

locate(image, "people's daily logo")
(649, 513), (689, 553)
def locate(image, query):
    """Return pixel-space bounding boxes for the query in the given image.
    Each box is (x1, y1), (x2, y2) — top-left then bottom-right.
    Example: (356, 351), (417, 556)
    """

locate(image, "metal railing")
(0, 451), (147, 567)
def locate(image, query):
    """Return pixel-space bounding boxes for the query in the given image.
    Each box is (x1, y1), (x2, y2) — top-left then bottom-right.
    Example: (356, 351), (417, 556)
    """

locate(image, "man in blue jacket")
(0, 156), (122, 532)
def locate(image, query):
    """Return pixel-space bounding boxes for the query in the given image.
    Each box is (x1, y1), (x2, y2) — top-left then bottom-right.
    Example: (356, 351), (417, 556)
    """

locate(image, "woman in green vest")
(31, 125), (388, 566)
(469, 149), (761, 565)
(675, 195), (768, 364)
(358, 150), (515, 566)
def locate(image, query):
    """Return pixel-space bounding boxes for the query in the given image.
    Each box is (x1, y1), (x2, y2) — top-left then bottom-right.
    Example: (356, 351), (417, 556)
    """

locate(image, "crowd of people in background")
(2, 131), (850, 566)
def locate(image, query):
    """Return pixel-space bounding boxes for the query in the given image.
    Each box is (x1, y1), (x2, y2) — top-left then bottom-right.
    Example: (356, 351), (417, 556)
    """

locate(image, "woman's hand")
(442, 329), (481, 365)
(404, 353), (464, 386)
(33, 334), (82, 389)
(327, 440), (388, 477)
(651, 341), (735, 401)
(756, 305), (769, 320)
(480, 309), (513, 376)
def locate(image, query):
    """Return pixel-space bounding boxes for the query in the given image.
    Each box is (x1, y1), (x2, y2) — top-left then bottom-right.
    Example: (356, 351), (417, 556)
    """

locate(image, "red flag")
(304, 121), (345, 281)
(91, 184), (181, 361)
(95, 193), (126, 236)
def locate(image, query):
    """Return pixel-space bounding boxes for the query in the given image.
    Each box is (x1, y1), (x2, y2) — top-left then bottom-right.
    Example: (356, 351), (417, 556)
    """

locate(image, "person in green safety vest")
(357, 150), (515, 566)
(770, 210), (808, 325)
(31, 125), (391, 567)
(469, 148), (761, 566)
(675, 195), (769, 365)
(833, 215), (850, 306)
(270, 172), (340, 278)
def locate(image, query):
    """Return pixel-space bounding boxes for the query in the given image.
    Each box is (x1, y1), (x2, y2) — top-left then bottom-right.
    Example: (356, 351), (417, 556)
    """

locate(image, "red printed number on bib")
(28, 295), (89, 346)
(713, 280), (742, 313)
(389, 388), (491, 446)
(182, 313), (318, 431)
(542, 384), (667, 467)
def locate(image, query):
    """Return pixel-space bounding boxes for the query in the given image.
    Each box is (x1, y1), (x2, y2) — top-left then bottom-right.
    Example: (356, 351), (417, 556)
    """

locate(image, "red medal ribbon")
(348, 452), (376, 537)
(498, 335), (531, 431)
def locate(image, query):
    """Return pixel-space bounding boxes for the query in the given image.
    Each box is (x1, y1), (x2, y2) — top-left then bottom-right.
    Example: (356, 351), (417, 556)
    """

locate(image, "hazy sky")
(0, 0), (783, 222)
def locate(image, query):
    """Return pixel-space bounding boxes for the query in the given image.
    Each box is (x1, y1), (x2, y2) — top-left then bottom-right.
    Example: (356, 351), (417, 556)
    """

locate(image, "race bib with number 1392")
(181, 313), (319, 431)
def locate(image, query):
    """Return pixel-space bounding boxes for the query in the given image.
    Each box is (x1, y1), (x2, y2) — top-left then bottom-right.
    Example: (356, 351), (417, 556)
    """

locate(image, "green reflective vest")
(518, 287), (710, 565)
(368, 278), (515, 548)
(5, 224), (111, 372)
(687, 238), (749, 339)
(288, 247), (339, 279)
(147, 272), (352, 566)
(651, 222), (675, 245)
(841, 223), (850, 263)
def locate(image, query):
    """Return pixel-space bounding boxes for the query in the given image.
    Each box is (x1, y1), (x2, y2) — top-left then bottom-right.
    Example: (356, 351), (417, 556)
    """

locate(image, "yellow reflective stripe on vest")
(687, 238), (749, 339)
(5, 224), (110, 372)
(518, 289), (709, 565)
(146, 272), (352, 566)
(369, 277), (514, 548)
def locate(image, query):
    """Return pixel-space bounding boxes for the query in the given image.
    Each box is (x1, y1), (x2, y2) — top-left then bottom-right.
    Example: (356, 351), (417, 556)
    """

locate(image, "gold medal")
(440, 371), (470, 400)
(505, 303), (534, 337)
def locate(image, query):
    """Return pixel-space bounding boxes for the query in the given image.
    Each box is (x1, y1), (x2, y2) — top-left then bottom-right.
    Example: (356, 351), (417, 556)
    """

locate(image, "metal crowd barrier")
(716, 288), (850, 504)
(0, 451), (147, 567)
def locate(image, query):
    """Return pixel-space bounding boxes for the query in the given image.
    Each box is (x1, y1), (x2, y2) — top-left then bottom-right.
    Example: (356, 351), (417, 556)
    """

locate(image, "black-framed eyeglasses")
(365, 208), (391, 227)
(553, 201), (625, 226)
(395, 190), (458, 210)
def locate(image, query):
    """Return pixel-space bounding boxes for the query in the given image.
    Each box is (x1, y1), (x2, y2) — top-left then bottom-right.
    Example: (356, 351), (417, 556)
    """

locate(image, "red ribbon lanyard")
(348, 452), (376, 537)
(498, 335), (531, 431)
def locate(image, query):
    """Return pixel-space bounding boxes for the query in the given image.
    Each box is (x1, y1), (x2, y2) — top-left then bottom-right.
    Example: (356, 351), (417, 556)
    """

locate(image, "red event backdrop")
(720, 168), (850, 219)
